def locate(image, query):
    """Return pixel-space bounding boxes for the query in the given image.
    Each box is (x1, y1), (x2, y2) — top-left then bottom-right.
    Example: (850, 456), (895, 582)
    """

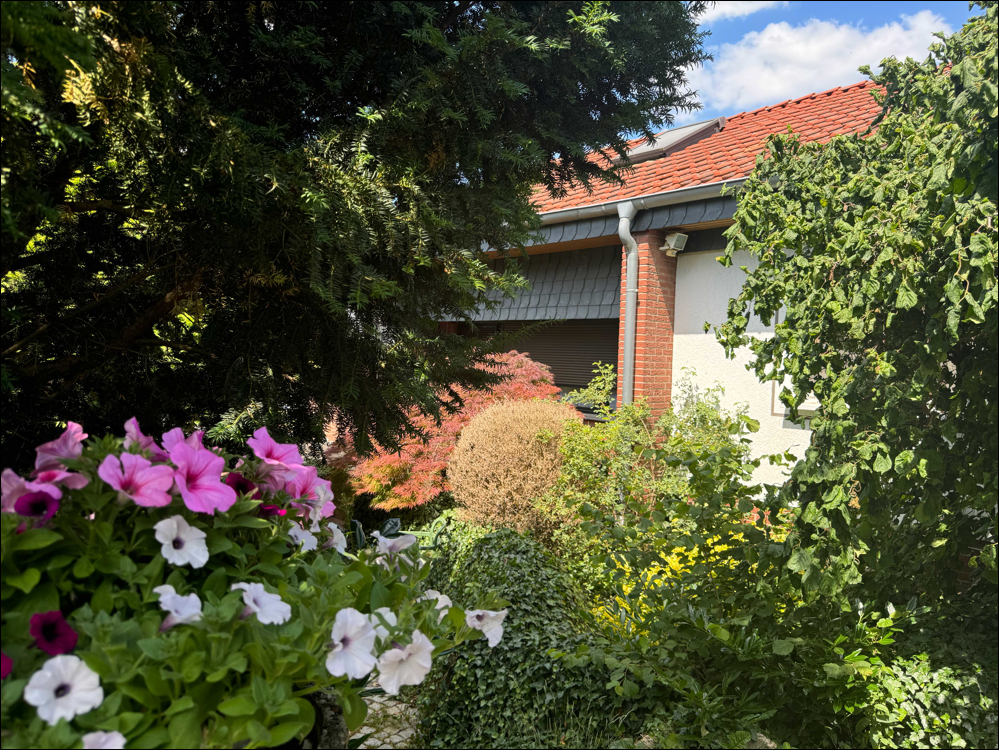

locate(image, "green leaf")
(245, 720), (272, 745)
(707, 624), (730, 642)
(6, 568), (41, 593)
(137, 638), (171, 661)
(772, 639), (795, 655)
(129, 728), (170, 749)
(895, 280), (918, 310)
(268, 722), (306, 746)
(91, 580), (114, 613)
(163, 696), (195, 717)
(181, 651), (205, 682)
(168, 708), (203, 749)
(72, 557), (96, 578)
(341, 691), (368, 732)
(218, 695), (258, 717)
(369, 581), (390, 611)
(893, 450), (914, 474)
(12, 528), (63, 552)
(787, 548), (812, 573)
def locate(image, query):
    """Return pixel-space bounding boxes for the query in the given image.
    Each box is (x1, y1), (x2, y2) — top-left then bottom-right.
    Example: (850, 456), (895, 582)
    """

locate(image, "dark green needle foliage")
(1, 1), (708, 464)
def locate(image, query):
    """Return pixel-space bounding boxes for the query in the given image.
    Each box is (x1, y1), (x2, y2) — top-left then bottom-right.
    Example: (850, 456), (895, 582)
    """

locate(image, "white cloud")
(699, 1), (788, 24)
(687, 10), (951, 114)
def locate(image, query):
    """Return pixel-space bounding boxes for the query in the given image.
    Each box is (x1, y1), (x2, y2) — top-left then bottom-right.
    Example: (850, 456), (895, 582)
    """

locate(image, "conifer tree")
(2, 1), (708, 464)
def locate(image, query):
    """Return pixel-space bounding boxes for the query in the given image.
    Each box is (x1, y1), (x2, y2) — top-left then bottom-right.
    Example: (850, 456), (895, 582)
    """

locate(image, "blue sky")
(665, 0), (981, 128)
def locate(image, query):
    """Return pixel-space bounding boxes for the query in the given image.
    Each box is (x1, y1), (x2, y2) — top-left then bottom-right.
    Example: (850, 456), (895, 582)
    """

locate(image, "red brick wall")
(616, 231), (676, 414)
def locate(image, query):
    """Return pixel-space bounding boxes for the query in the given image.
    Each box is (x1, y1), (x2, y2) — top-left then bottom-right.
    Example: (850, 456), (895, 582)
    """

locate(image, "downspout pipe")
(618, 201), (639, 405)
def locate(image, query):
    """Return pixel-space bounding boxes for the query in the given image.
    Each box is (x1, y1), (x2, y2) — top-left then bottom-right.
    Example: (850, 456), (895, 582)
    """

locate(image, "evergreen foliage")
(1, 1), (709, 465)
(716, 2), (998, 600)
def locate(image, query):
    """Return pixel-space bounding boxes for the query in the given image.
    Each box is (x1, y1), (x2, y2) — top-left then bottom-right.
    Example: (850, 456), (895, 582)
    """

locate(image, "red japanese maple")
(344, 351), (561, 510)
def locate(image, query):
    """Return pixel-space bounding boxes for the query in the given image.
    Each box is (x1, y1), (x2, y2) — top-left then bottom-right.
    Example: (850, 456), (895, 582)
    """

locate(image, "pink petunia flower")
(14, 483), (61, 523)
(30, 611), (79, 655)
(34, 422), (88, 473)
(34, 469), (89, 491)
(124, 418), (170, 462)
(259, 504), (287, 518)
(1, 653), (11, 679)
(286, 466), (335, 528)
(247, 427), (303, 486)
(97, 453), (175, 508)
(170, 444), (237, 514)
(161, 428), (205, 455)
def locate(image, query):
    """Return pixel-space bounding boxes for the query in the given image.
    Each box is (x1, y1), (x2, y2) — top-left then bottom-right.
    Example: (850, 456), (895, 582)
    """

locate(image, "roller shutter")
(482, 319), (619, 392)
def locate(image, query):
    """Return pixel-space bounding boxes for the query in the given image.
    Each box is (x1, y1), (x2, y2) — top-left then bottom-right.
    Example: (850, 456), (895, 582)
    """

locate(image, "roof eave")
(538, 177), (748, 226)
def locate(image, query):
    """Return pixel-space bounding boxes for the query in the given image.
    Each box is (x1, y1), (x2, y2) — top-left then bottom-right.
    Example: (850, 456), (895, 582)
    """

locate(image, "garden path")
(352, 691), (418, 749)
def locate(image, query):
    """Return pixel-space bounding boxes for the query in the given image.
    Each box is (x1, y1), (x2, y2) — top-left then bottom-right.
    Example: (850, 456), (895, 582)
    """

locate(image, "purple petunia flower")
(14, 484), (61, 523)
(259, 504), (287, 518)
(224, 472), (262, 500)
(170, 443), (237, 514)
(124, 418), (170, 462)
(30, 611), (79, 655)
(1, 652), (11, 679)
(35, 422), (88, 473)
(98, 453), (175, 507)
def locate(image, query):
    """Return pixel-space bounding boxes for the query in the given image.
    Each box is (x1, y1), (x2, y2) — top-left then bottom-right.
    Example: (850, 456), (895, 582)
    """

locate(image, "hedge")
(418, 519), (633, 748)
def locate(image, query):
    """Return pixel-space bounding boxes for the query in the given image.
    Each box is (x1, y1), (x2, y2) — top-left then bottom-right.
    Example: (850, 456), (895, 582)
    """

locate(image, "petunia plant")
(0, 421), (506, 749)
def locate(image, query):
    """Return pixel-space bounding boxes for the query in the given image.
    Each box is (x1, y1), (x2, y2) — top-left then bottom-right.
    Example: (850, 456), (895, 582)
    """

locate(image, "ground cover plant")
(0, 421), (507, 748)
(419, 521), (629, 749)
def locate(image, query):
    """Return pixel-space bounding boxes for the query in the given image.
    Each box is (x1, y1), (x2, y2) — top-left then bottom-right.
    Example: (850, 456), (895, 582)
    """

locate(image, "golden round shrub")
(448, 399), (581, 532)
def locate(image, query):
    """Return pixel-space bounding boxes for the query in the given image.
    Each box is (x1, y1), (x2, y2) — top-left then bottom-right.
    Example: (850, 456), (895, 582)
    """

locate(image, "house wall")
(615, 231), (677, 415)
(672, 248), (811, 485)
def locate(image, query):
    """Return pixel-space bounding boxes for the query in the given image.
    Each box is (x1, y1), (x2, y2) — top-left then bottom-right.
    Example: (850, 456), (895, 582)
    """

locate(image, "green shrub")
(866, 599), (999, 749)
(419, 520), (633, 749)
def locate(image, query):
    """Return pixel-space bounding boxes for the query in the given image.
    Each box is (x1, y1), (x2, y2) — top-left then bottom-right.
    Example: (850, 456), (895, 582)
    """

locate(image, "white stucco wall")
(672, 249), (810, 485)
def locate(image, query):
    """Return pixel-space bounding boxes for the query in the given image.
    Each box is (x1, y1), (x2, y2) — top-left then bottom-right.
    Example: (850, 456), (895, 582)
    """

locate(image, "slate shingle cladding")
(474, 245), (621, 322)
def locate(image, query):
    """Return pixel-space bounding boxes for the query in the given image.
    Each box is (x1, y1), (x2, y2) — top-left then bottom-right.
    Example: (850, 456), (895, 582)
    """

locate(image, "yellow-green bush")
(448, 399), (580, 533)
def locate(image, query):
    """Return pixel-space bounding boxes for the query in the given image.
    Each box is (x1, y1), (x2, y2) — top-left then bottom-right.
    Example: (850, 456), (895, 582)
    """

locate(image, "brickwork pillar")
(616, 231), (676, 414)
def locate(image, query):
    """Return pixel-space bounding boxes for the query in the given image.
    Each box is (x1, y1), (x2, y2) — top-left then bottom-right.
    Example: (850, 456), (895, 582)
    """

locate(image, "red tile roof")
(534, 80), (882, 213)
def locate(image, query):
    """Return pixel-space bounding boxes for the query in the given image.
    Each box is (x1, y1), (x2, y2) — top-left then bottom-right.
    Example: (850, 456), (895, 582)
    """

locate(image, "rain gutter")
(540, 178), (747, 405)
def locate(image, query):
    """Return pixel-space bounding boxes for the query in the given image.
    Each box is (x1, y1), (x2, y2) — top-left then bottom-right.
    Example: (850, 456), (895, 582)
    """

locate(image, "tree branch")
(58, 200), (139, 218)
(20, 275), (201, 382)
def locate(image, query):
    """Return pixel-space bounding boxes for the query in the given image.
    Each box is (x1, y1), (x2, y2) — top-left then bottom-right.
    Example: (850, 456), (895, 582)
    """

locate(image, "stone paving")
(353, 691), (419, 750)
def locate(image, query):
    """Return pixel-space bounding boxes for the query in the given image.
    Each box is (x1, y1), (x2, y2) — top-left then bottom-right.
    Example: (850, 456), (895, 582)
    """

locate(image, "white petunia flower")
(231, 582), (292, 625)
(366, 607), (398, 641)
(152, 584), (203, 630)
(324, 523), (348, 553)
(465, 609), (508, 648)
(371, 531), (417, 556)
(153, 515), (209, 568)
(82, 731), (127, 749)
(24, 655), (104, 726)
(420, 590), (453, 624)
(325, 607), (377, 679)
(377, 629), (434, 695)
(288, 526), (318, 551)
